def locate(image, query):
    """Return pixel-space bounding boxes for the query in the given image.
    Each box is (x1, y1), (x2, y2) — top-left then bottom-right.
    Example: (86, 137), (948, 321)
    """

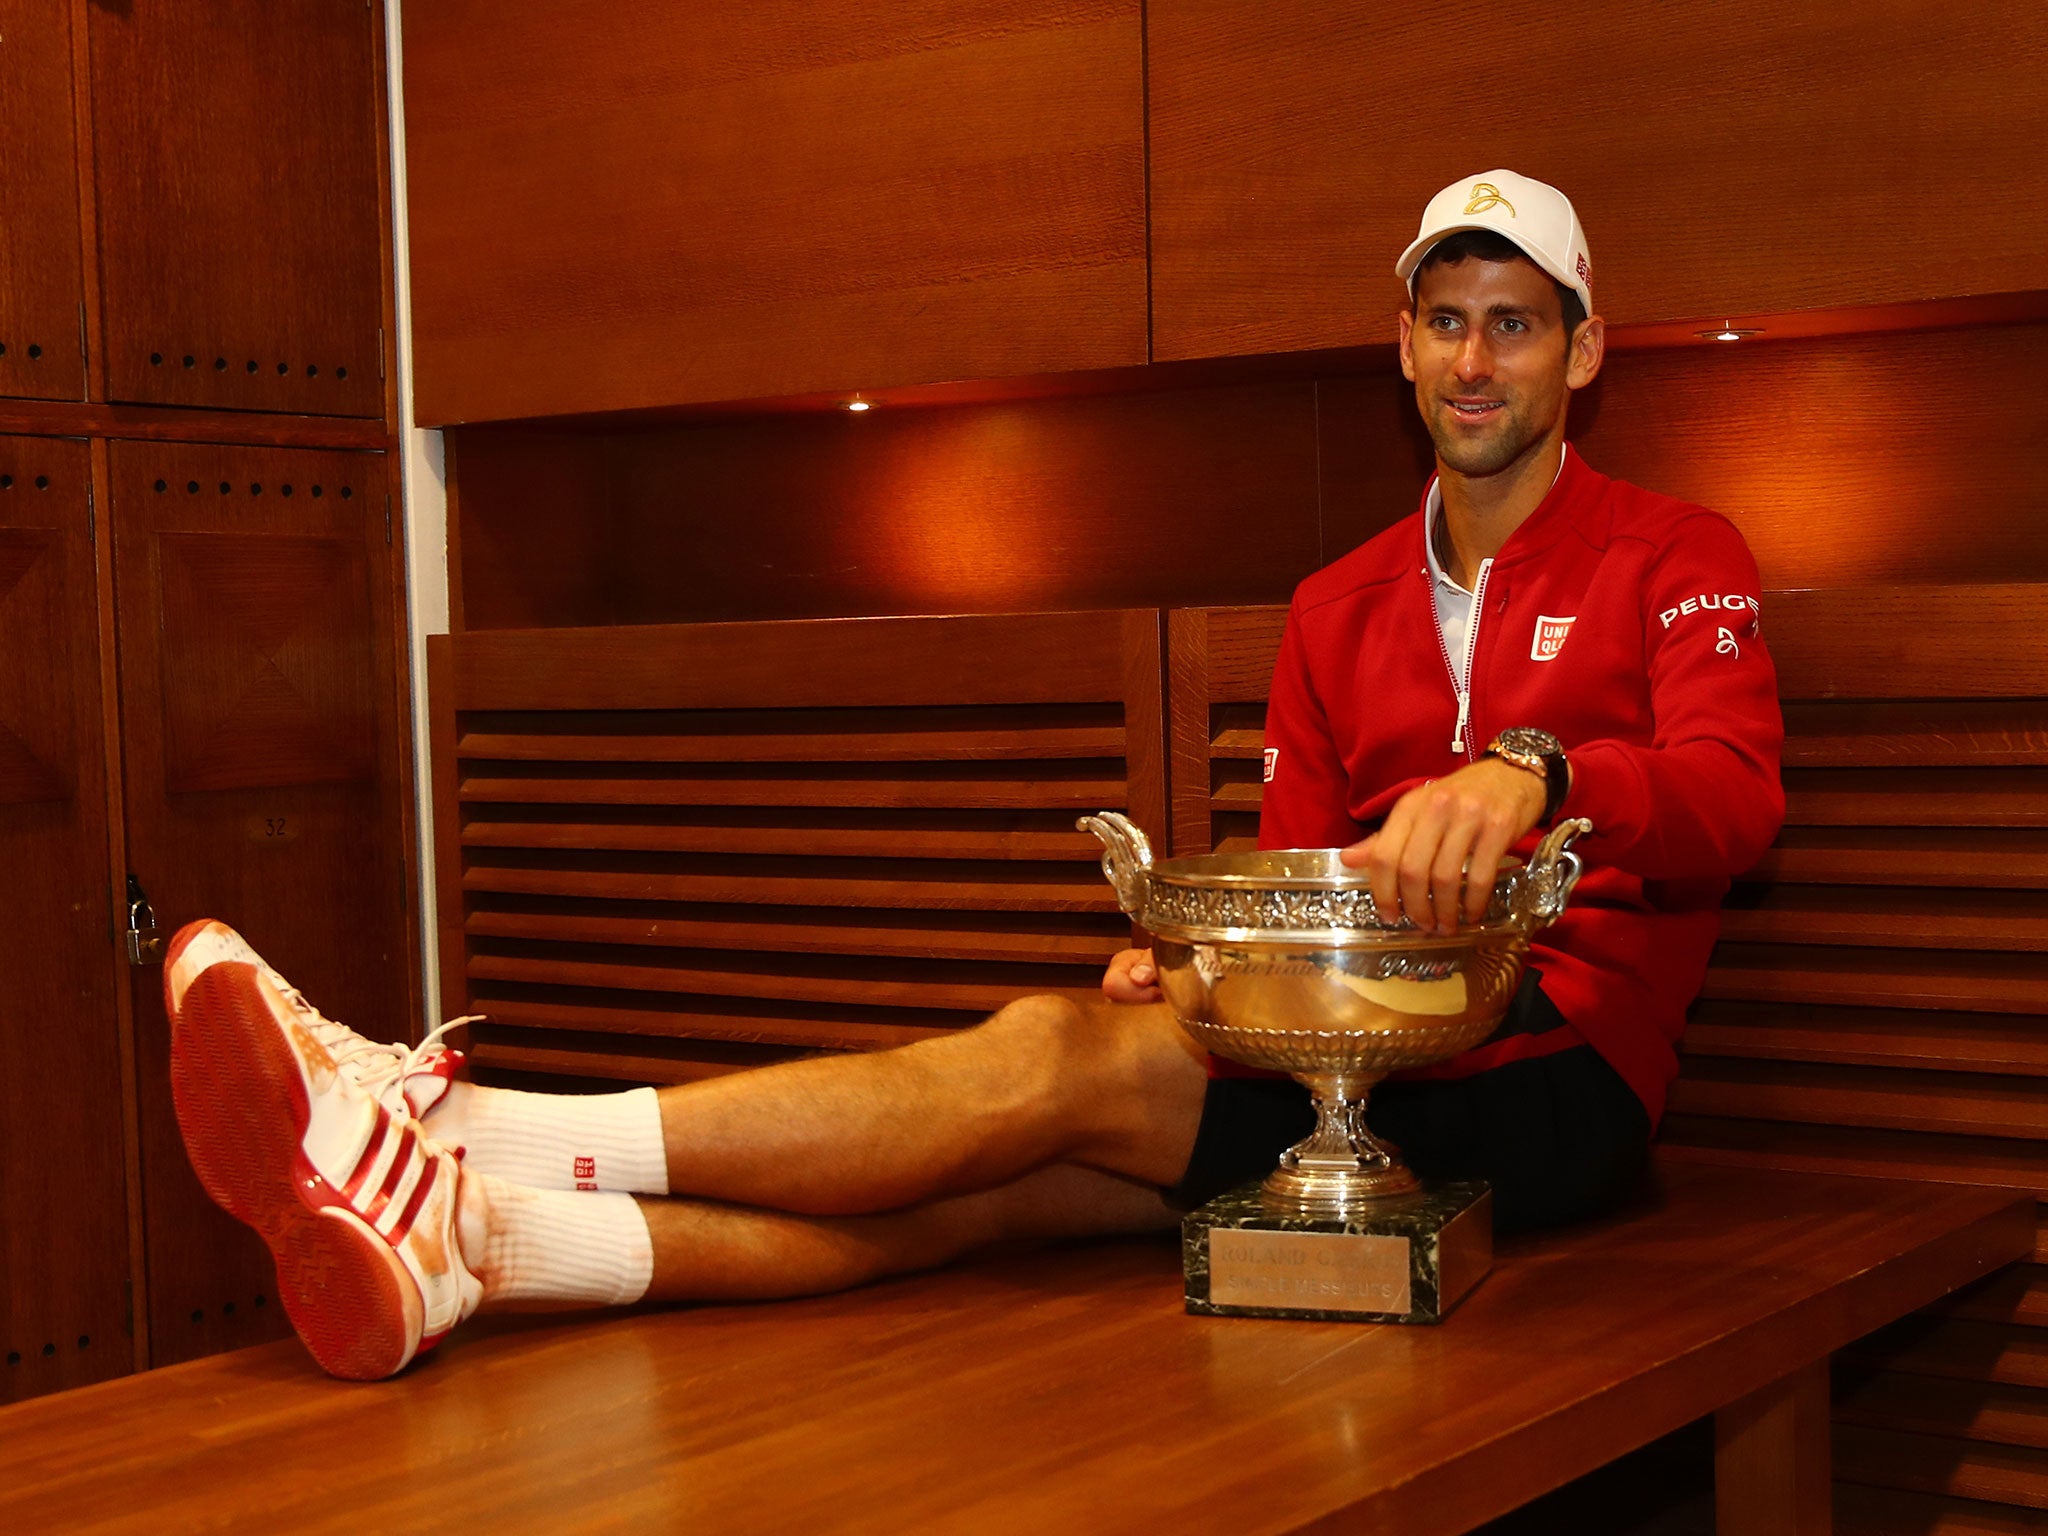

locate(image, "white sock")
(425, 1081), (669, 1194)
(460, 1174), (654, 1308)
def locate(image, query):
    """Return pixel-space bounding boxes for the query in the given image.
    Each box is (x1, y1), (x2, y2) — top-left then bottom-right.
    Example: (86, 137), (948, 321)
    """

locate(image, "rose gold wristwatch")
(1484, 727), (1570, 824)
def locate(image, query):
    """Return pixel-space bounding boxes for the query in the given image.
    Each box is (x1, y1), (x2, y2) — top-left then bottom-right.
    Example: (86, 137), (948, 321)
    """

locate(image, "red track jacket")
(1258, 446), (1785, 1126)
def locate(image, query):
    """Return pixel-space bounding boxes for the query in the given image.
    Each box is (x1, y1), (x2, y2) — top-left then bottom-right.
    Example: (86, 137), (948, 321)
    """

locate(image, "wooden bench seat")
(0, 1162), (2026, 1535)
(416, 587), (2048, 1524)
(1166, 585), (2048, 1523)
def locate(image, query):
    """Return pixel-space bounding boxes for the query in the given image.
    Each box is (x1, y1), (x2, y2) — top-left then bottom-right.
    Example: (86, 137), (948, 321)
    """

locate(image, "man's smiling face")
(1399, 254), (1588, 480)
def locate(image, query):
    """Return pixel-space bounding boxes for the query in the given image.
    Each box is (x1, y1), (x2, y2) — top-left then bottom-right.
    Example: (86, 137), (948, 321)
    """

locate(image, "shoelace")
(266, 970), (482, 1117)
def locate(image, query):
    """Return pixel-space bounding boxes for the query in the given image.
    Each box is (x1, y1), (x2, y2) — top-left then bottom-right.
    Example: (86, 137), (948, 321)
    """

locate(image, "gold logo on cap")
(1463, 182), (1516, 217)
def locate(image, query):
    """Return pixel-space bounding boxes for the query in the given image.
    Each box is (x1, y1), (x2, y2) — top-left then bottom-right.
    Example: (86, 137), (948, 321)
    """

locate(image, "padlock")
(125, 875), (165, 965)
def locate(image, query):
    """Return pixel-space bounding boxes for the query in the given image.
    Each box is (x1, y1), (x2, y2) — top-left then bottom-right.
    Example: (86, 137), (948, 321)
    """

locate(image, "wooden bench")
(7, 591), (2036, 1530)
(0, 1163), (2025, 1534)
(1166, 586), (2048, 1526)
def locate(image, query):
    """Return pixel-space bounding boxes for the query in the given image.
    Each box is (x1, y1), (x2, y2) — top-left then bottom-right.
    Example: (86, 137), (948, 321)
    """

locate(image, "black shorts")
(1165, 973), (1652, 1235)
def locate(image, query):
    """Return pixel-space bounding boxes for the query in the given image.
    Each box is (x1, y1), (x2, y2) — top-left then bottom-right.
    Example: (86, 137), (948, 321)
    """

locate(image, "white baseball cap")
(1395, 170), (1593, 316)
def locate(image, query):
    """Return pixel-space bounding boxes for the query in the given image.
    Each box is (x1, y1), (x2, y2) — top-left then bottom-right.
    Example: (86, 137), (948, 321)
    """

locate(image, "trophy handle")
(1515, 816), (1594, 931)
(1076, 811), (1154, 919)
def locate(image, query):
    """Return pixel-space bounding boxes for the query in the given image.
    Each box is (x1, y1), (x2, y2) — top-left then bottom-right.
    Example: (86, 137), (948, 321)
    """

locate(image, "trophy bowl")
(1079, 811), (1592, 1220)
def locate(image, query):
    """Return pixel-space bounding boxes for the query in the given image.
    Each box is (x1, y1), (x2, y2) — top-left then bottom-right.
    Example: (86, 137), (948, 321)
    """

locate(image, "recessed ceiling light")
(844, 393), (872, 412)
(1697, 321), (1761, 342)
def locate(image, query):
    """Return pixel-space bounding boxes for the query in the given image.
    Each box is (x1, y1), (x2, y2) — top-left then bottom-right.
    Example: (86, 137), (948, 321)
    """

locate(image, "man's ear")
(1565, 315), (1605, 391)
(1397, 308), (1417, 383)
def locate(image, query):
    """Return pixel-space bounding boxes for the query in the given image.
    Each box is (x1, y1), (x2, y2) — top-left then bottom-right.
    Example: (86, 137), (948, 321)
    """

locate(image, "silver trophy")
(1080, 811), (1592, 1320)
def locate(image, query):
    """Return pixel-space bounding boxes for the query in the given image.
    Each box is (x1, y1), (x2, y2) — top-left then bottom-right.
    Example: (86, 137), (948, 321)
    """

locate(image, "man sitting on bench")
(165, 170), (1784, 1380)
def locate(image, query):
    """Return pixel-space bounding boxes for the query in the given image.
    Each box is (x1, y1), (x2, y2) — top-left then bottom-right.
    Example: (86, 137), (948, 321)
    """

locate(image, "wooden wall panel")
(446, 429), (615, 631)
(1312, 369), (1436, 556)
(455, 382), (1326, 627)
(0, 437), (129, 1401)
(107, 442), (410, 1367)
(402, 0), (1146, 424)
(1149, 0), (2048, 360)
(452, 320), (2042, 632)
(605, 385), (1321, 622)
(0, 2), (86, 401)
(1317, 321), (2048, 590)
(1576, 323), (2048, 589)
(88, 0), (385, 417)
(431, 612), (1165, 1084)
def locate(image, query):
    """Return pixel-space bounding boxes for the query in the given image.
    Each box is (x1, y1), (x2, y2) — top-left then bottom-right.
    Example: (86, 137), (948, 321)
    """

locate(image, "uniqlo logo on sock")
(574, 1156), (595, 1179)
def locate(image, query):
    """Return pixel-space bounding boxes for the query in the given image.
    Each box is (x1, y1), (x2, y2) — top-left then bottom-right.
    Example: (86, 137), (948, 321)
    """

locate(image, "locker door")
(109, 440), (411, 1366)
(0, 435), (130, 1400)
(0, 1), (88, 400)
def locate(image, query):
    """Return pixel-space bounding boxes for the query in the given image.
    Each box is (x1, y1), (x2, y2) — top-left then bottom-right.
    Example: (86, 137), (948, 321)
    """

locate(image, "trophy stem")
(1261, 1071), (1420, 1218)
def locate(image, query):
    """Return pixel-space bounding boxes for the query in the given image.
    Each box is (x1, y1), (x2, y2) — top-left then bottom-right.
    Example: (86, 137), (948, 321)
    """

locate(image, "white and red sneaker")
(166, 945), (482, 1380)
(165, 920), (470, 1120)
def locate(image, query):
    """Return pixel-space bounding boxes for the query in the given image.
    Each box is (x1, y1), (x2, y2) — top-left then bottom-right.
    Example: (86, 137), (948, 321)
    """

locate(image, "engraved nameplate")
(1207, 1228), (1412, 1316)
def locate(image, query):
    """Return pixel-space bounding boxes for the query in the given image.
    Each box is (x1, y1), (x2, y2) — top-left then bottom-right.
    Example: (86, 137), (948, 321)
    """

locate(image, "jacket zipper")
(1432, 556), (1493, 758)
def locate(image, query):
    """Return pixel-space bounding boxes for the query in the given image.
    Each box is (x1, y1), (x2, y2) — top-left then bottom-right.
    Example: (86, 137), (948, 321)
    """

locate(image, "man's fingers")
(1394, 792), (1453, 932)
(1102, 975), (1161, 1004)
(1101, 947), (1162, 1005)
(1463, 817), (1521, 924)
(1363, 802), (1417, 923)
(1428, 808), (1484, 934)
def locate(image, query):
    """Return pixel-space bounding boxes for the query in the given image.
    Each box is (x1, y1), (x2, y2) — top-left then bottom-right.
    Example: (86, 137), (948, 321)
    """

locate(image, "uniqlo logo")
(1530, 614), (1576, 662)
(573, 1156), (596, 1179)
(1262, 747), (1279, 783)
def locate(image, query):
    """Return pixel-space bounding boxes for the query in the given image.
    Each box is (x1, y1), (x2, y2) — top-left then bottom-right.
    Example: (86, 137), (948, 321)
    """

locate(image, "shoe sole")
(169, 962), (420, 1381)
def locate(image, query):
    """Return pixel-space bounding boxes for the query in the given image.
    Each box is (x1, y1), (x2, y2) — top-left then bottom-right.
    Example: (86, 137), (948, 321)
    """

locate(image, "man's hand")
(1102, 947), (1162, 1004)
(1340, 758), (1547, 933)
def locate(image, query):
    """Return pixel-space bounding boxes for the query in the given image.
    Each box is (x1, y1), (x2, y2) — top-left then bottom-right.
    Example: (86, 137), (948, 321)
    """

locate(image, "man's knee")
(973, 995), (1203, 1166)
(971, 993), (1097, 1110)
(976, 992), (1159, 1085)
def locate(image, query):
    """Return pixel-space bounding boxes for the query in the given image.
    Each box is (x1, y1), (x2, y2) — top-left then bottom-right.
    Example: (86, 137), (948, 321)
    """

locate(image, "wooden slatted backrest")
(1665, 584), (2048, 1194)
(1166, 605), (1290, 856)
(1654, 586), (2048, 1512)
(1166, 586), (2048, 1517)
(428, 611), (1165, 1084)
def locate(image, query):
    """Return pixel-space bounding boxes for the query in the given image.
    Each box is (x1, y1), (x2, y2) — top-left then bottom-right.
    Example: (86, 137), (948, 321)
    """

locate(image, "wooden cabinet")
(1, 436), (416, 1392)
(401, 0), (1147, 424)
(0, 436), (131, 1403)
(1148, 0), (2048, 359)
(87, 0), (387, 417)
(108, 443), (412, 1366)
(0, 1), (88, 401)
(1, 6), (413, 1397)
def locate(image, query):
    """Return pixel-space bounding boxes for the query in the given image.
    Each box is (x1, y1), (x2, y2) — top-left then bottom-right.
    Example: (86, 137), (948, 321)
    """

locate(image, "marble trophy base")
(1183, 1180), (1493, 1323)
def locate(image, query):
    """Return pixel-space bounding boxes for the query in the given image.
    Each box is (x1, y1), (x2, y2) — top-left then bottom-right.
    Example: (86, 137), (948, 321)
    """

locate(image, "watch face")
(1495, 727), (1562, 757)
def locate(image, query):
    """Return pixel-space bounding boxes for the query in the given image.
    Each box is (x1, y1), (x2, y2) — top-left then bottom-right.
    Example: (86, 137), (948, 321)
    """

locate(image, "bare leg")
(465, 1163), (1176, 1312)
(637, 1164), (1176, 1304)
(656, 996), (1208, 1216)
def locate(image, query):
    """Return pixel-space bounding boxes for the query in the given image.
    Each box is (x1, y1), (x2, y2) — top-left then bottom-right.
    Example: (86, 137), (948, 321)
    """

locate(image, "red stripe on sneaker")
(342, 1111), (392, 1201)
(362, 1122), (418, 1224)
(385, 1155), (439, 1246)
